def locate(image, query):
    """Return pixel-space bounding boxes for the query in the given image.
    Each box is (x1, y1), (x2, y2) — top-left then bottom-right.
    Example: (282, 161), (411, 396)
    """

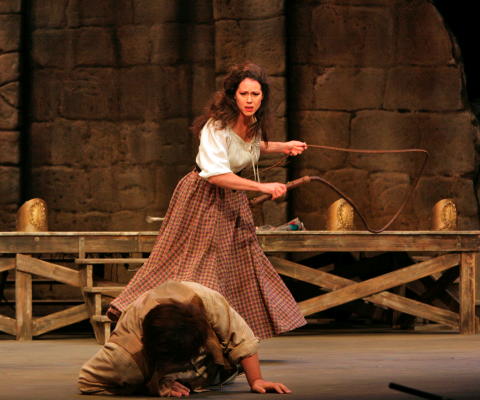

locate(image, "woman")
(108, 62), (307, 339)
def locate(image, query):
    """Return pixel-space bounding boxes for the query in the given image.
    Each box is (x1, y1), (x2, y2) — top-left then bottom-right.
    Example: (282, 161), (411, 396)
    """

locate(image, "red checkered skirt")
(110, 171), (306, 339)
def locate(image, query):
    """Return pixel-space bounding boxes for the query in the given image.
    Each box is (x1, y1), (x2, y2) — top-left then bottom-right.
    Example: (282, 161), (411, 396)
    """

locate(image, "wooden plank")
(0, 314), (16, 336)
(258, 232), (480, 252)
(460, 252), (477, 334)
(83, 286), (124, 296)
(295, 253), (460, 316)
(75, 258), (147, 265)
(15, 270), (32, 341)
(270, 257), (459, 328)
(32, 304), (89, 336)
(0, 233), (158, 254)
(16, 254), (81, 287)
(0, 264), (15, 273)
(1, 231), (480, 254)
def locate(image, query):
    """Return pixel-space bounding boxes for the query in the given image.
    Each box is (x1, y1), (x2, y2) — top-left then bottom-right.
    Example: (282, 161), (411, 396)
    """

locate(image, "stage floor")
(1, 330), (480, 400)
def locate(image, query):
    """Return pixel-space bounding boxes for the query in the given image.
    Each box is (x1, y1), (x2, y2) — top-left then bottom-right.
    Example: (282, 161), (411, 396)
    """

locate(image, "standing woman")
(108, 62), (307, 339)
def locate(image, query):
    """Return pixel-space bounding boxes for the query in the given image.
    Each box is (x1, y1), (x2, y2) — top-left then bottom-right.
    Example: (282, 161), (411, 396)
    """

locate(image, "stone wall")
(0, 0), (21, 229)
(289, 0), (479, 230)
(0, 0), (479, 231)
(27, 0), (214, 230)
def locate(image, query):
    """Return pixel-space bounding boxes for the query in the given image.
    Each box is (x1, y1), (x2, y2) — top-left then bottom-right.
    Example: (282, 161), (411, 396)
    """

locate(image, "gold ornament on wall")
(327, 198), (354, 231)
(432, 199), (457, 231)
(16, 198), (48, 232)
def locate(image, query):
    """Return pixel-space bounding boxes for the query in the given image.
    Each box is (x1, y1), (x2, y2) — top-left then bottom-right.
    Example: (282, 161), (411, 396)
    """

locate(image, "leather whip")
(250, 145), (429, 233)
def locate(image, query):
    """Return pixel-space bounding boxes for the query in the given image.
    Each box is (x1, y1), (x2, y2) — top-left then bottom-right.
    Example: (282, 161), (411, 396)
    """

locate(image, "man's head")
(142, 301), (210, 367)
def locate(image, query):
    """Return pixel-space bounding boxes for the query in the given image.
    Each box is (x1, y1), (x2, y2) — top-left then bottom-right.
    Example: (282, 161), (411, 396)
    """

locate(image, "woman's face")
(235, 78), (263, 118)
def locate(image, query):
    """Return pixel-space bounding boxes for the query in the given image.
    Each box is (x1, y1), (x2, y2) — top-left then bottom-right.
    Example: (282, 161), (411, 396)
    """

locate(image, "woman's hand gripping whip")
(250, 145), (429, 234)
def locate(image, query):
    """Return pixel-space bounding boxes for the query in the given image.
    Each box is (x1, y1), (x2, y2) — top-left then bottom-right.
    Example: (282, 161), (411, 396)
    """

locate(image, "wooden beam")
(0, 264), (15, 273)
(32, 304), (89, 336)
(75, 258), (147, 265)
(258, 231), (480, 252)
(0, 314), (15, 336)
(274, 253), (459, 317)
(15, 270), (32, 341)
(298, 254), (460, 316)
(270, 256), (459, 328)
(460, 252), (477, 334)
(16, 254), (81, 287)
(0, 231), (480, 254)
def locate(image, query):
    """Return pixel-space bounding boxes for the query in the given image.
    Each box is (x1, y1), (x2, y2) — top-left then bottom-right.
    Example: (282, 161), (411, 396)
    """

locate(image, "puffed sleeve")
(195, 120), (233, 179)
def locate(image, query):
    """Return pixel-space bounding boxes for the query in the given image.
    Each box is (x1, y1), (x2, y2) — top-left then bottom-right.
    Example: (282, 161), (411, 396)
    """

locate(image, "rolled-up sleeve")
(195, 121), (232, 179)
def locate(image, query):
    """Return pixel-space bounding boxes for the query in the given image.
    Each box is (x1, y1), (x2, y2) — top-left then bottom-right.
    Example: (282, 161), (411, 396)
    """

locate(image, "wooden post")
(15, 269), (32, 340)
(460, 252), (477, 334)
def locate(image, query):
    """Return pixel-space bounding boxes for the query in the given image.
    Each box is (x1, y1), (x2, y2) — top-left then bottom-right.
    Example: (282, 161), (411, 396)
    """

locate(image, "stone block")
(109, 210), (150, 231)
(119, 66), (189, 120)
(213, 0), (283, 20)
(30, 120), (85, 167)
(67, 0), (116, 27)
(191, 64), (215, 116)
(287, 3), (313, 64)
(61, 68), (119, 120)
(268, 116), (286, 143)
(32, 30), (68, 68)
(31, 70), (63, 121)
(190, 24), (214, 63)
(368, 172), (411, 218)
(0, 130), (19, 164)
(310, 4), (394, 66)
(0, 166), (19, 203)
(315, 67), (386, 110)
(118, 25), (151, 65)
(112, 166), (156, 210)
(192, 0), (213, 24)
(0, 81), (18, 106)
(0, 15), (20, 52)
(154, 165), (191, 211)
(291, 111), (350, 171)
(150, 24), (182, 65)
(0, 0), (21, 13)
(73, 28), (115, 66)
(395, 1), (453, 65)
(350, 110), (422, 172)
(0, 95), (17, 130)
(269, 77), (286, 118)
(0, 203), (16, 230)
(30, 166), (90, 212)
(0, 53), (19, 84)
(133, 0), (179, 24)
(384, 67), (462, 111)
(81, 122), (122, 167)
(215, 18), (285, 76)
(418, 112), (476, 176)
(32, 0), (68, 28)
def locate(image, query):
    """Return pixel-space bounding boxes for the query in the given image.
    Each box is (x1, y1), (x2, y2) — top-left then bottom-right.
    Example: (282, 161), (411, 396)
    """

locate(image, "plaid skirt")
(109, 171), (306, 339)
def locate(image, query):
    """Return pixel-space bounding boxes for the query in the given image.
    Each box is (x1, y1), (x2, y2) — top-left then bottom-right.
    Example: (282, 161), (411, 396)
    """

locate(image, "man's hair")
(141, 301), (210, 366)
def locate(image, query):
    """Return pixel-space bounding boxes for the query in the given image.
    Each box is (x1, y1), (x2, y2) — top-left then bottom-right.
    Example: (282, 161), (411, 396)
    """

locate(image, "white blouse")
(195, 119), (261, 181)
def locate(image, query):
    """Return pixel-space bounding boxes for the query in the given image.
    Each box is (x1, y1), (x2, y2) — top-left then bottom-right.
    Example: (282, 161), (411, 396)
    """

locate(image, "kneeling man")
(78, 281), (291, 396)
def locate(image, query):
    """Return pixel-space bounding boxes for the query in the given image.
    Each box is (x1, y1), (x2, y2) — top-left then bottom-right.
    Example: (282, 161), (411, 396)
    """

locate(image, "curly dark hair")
(142, 301), (210, 367)
(191, 62), (271, 142)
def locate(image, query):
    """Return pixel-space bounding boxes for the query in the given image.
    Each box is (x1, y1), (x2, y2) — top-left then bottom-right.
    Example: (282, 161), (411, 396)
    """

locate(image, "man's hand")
(160, 381), (191, 397)
(251, 379), (292, 394)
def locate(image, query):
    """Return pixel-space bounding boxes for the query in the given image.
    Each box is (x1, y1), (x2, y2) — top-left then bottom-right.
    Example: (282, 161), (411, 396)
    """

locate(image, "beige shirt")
(78, 281), (259, 396)
(195, 119), (261, 180)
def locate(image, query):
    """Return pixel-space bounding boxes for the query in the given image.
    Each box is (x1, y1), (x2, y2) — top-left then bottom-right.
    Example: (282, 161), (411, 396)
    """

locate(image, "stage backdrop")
(0, 0), (478, 231)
